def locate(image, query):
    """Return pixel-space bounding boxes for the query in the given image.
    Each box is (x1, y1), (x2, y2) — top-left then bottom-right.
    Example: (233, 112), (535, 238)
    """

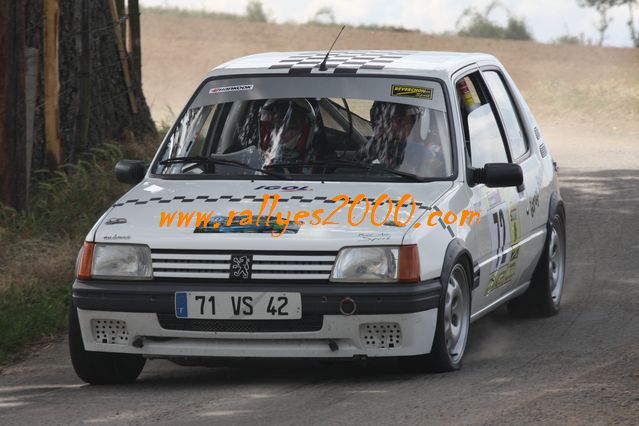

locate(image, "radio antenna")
(319, 25), (345, 71)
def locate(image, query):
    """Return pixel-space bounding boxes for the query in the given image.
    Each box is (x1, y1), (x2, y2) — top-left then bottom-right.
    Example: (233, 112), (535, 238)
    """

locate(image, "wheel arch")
(441, 238), (477, 295)
(549, 191), (566, 224)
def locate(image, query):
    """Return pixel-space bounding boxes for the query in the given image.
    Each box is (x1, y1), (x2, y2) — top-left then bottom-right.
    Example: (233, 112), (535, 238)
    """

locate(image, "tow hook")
(132, 337), (144, 348)
(328, 340), (339, 352)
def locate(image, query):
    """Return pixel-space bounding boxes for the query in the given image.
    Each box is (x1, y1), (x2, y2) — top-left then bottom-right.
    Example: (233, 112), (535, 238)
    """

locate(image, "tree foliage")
(245, 0), (268, 22)
(619, 0), (639, 46)
(309, 6), (336, 25)
(456, 1), (533, 41)
(578, 0), (638, 46)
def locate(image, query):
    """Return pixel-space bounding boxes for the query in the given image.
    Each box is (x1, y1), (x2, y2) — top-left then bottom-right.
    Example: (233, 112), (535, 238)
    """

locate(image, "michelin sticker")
(209, 84), (254, 94)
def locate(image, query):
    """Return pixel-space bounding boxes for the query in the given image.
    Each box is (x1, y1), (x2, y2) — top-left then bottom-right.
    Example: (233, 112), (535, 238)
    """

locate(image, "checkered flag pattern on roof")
(269, 51), (410, 74)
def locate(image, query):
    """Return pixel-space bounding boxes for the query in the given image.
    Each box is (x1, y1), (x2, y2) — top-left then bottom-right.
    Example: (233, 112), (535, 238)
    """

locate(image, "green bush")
(309, 6), (335, 25)
(0, 142), (140, 363)
(0, 143), (125, 239)
(554, 34), (584, 45)
(245, 0), (268, 22)
(0, 279), (71, 361)
(456, 2), (533, 41)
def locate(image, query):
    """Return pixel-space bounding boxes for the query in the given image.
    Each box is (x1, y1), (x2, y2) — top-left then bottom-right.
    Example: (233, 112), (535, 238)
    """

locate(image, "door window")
(483, 71), (528, 160)
(467, 104), (509, 167)
(456, 73), (509, 169)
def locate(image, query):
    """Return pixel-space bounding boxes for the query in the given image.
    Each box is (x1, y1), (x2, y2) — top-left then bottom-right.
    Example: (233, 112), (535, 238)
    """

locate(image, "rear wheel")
(400, 259), (471, 373)
(508, 211), (566, 317)
(68, 303), (146, 384)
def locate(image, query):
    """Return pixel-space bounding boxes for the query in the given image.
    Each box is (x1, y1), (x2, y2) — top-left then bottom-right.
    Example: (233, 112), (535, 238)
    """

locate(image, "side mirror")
(469, 163), (523, 188)
(115, 160), (147, 184)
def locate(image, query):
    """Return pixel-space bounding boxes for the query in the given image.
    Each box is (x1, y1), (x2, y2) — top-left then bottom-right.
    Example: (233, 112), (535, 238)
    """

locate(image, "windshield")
(152, 77), (453, 181)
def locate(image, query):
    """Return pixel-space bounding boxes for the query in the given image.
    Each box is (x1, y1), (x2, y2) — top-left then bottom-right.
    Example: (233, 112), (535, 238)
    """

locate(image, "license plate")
(174, 292), (302, 320)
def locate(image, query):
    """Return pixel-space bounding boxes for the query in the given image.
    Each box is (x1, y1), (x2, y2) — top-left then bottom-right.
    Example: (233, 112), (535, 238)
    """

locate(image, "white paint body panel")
(78, 50), (561, 359)
(78, 308), (438, 358)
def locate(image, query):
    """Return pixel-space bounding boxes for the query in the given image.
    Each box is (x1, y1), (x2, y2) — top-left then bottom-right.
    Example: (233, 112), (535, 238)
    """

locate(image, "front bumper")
(73, 278), (441, 358)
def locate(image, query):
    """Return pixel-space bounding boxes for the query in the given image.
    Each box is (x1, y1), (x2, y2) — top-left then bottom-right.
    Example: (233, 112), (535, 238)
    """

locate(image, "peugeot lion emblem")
(230, 255), (252, 279)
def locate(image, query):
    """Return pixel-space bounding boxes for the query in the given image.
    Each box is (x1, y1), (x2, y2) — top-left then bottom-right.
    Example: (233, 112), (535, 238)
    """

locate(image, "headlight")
(330, 245), (420, 283)
(91, 243), (152, 280)
(331, 247), (399, 282)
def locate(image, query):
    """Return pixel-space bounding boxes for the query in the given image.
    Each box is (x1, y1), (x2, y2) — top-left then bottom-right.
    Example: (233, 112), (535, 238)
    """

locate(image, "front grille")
(157, 314), (324, 333)
(151, 250), (336, 281)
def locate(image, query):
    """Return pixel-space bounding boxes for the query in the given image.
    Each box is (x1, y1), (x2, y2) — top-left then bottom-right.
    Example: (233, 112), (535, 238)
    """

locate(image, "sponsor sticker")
(253, 185), (311, 191)
(358, 232), (391, 242)
(194, 215), (300, 234)
(391, 84), (433, 100)
(209, 84), (254, 94)
(143, 184), (164, 193)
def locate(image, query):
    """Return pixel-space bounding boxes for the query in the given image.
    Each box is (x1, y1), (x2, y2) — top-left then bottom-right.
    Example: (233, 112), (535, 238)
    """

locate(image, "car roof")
(207, 50), (498, 80)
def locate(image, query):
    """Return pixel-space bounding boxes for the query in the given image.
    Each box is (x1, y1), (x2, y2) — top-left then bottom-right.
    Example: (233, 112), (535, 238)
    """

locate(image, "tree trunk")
(108, 0), (137, 114)
(0, 0), (157, 209)
(43, 0), (61, 166)
(128, 0), (141, 82)
(0, 1), (9, 205)
(28, 0), (156, 181)
(1, 0), (28, 210)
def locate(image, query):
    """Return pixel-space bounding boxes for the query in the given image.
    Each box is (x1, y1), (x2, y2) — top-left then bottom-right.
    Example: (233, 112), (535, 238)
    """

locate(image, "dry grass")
(0, 140), (157, 362)
(140, 13), (639, 136)
(525, 72), (639, 128)
(139, 13), (639, 173)
(0, 239), (77, 293)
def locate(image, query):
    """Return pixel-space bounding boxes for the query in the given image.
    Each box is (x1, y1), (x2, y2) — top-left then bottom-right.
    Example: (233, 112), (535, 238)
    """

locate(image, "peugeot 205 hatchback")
(69, 51), (566, 384)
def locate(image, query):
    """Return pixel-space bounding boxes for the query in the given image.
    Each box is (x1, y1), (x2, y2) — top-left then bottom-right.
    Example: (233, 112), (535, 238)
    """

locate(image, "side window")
(483, 71), (528, 159)
(467, 104), (508, 167)
(456, 74), (508, 168)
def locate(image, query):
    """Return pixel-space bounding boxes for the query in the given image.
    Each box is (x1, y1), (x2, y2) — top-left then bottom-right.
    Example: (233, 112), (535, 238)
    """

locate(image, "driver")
(258, 98), (317, 168)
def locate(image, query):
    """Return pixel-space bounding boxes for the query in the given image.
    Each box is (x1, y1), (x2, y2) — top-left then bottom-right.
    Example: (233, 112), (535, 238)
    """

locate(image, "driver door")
(455, 71), (526, 317)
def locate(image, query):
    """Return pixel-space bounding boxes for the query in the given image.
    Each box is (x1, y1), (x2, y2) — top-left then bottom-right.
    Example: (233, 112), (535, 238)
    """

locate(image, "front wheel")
(400, 259), (471, 373)
(68, 303), (146, 384)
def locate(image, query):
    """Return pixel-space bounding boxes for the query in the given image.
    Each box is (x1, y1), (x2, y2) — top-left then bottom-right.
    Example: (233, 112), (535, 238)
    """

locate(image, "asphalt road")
(1, 125), (638, 425)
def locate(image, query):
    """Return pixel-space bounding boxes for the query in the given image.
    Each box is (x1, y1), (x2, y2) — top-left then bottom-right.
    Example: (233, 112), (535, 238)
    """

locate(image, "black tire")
(508, 210), (566, 317)
(68, 303), (146, 384)
(400, 258), (472, 373)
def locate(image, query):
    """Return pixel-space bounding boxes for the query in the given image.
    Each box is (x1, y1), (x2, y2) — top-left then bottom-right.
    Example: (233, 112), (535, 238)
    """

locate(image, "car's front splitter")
(77, 308), (438, 358)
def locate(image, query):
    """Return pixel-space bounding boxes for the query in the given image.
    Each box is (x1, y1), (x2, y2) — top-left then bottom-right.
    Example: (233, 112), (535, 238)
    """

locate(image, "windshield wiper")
(367, 163), (429, 182)
(159, 156), (289, 180)
(159, 156), (210, 167)
(267, 159), (426, 182)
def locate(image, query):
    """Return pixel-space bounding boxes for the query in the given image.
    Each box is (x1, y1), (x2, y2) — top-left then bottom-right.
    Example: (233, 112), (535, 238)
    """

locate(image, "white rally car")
(69, 50), (566, 384)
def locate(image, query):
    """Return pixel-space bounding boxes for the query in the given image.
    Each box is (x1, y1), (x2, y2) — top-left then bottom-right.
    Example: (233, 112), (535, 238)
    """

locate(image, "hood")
(95, 178), (453, 251)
